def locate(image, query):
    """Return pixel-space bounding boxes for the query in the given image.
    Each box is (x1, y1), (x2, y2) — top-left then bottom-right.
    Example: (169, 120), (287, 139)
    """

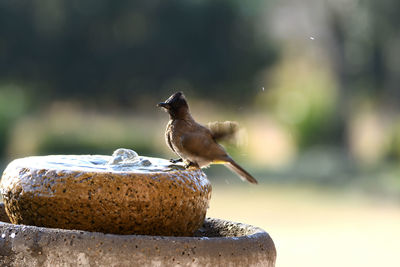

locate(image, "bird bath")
(0, 149), (276, 266)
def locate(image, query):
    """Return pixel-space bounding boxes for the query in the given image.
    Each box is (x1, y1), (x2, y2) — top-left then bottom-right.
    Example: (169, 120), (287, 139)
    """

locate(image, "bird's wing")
(166, 132), (176, 153)
(165, 122), (177, 154)
(180, 129), (228, 160)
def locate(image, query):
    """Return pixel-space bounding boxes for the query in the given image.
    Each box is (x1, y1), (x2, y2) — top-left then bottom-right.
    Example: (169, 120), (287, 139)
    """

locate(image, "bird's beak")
(157, 102), (169, 109)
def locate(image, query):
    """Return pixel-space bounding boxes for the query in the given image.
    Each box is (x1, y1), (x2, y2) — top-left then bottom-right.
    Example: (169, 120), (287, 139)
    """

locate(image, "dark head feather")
(158, 92), (190, 119)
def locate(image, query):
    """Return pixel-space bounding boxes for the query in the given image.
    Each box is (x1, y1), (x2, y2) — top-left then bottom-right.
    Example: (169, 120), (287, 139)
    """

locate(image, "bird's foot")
(170, 158), (183, 163)
(184, 161), (199, 169)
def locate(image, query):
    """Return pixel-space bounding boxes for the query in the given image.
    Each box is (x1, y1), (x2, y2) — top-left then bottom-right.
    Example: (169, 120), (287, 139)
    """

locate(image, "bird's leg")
(170, 158), (183, 163)
(184, 161), (199, 169)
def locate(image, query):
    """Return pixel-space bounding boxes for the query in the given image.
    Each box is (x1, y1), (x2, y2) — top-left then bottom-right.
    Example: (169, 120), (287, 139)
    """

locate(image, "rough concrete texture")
(0, 203), (276, 267)
(0, 155), (212, 236)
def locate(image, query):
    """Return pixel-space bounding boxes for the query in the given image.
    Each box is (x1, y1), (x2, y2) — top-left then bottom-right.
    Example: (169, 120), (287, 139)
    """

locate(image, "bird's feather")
(207, 121), (239, 142)
(225, 159), (258, 184)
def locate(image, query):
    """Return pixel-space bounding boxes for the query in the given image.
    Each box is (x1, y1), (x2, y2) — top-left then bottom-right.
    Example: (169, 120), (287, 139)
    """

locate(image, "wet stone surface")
(0, 153), (212, 236)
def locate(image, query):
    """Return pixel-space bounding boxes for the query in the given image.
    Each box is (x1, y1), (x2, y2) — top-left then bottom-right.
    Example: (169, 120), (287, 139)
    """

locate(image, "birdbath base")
(0, 203), (276, 266)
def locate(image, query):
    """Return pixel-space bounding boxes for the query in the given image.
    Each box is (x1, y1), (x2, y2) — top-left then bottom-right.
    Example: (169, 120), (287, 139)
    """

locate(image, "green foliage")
(0, 0), (277, 106)
(5, 106), (165, 160)
(1, 0), (400, 167)
(0, 85), (29, 156)
(36, 133), (155, 156)
(256, 55), (338, 149)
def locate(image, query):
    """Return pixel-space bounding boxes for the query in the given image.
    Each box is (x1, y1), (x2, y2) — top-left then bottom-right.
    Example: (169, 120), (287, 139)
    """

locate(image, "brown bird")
(157, 92), (258, 184)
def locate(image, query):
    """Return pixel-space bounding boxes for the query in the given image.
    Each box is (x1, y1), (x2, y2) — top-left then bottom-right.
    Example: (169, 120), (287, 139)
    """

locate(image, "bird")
(157, 91), (258, 184)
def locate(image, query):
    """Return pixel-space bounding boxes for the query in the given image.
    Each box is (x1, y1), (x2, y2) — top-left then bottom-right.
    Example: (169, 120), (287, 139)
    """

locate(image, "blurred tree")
(0, 0), (277, 107)
(327, 0), (400, 120)
(0, 85), (29, 158)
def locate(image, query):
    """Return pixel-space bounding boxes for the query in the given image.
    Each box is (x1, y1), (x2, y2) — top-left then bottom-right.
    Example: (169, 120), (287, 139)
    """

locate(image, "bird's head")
(157, 91), (190, 119)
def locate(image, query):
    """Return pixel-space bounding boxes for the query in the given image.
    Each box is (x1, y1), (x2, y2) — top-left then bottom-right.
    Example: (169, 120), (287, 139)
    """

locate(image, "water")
(3, 149), (185, 174)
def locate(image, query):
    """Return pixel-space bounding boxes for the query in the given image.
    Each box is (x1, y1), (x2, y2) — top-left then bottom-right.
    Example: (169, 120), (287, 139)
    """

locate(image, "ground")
(208, 183), (400, 267)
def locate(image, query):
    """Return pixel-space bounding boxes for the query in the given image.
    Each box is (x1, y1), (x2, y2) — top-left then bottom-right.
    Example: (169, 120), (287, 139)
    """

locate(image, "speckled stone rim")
(1, 155), (212, 236)
(0, 203), (276, 266)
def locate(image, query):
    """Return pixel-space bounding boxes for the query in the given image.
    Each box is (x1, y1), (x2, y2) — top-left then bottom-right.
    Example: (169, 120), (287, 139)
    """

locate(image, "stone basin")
(0, 151), (212, 236)
(0, 203), (276, 267)
(0, 151), (277, 266)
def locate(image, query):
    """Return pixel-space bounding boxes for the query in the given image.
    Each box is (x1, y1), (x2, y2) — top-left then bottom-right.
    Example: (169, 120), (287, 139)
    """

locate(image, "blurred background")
(1, 0), (400, 266)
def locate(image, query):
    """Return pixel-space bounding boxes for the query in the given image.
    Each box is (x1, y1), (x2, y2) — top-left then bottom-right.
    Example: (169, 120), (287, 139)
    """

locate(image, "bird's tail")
(225, 159), (258, 184)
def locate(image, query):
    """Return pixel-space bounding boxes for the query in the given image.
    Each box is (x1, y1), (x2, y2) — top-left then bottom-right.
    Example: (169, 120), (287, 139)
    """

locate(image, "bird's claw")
(184, 162), (199, 169)
(170, 158), (183, 163)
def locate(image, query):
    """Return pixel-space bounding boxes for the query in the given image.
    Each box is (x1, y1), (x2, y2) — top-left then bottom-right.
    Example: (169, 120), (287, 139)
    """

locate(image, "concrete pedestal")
(0, 203), (276, 267)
